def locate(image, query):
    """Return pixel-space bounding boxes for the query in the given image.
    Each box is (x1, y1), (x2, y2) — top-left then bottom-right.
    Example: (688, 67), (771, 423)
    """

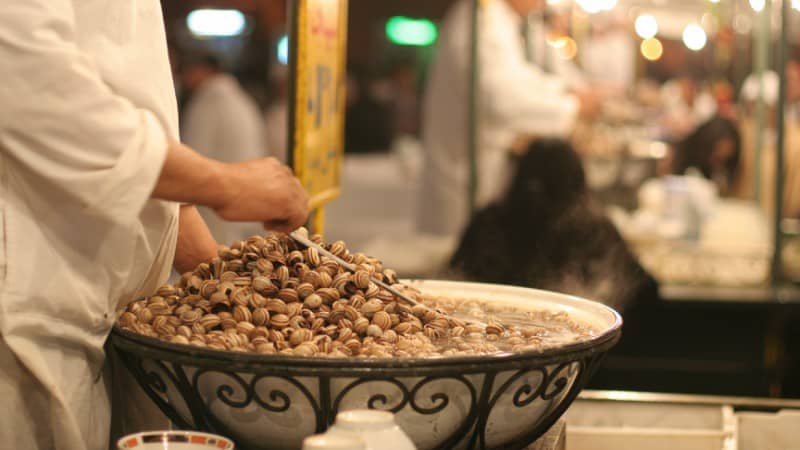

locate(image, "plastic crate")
(563, 400), (737, 450)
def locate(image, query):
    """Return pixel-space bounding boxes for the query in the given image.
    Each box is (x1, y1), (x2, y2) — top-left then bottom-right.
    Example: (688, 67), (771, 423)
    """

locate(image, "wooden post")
(287, 0), (348, 235)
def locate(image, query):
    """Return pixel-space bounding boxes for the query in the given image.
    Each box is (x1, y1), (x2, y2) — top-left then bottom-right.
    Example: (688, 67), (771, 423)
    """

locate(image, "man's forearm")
(174, 204), (219, 273)
(152, 140), (233, 209)
(153, 139), (309, 232)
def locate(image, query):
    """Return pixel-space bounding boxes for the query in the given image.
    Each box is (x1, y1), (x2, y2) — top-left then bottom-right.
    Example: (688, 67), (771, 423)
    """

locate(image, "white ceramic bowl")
(111, 280), (622, 450)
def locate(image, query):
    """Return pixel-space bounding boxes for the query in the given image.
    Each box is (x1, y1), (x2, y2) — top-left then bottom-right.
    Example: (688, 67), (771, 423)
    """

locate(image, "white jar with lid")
(327, 410), (417, 450)
(302, 433), (366, 450)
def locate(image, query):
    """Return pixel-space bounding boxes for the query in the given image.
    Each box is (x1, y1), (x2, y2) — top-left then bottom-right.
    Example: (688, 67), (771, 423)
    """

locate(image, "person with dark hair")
(668, 116), (741, 196)
(450, 139), (658, 313)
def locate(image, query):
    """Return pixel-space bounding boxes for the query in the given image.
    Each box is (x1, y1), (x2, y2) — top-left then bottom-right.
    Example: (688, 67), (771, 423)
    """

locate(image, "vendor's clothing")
(0, 1), (178, 448)
(418, 0), (578, 237)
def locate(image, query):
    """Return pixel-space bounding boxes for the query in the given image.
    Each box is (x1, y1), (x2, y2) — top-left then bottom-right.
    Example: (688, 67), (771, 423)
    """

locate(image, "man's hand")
(214, 158), (309, 233)
(152, 141), (309, 233)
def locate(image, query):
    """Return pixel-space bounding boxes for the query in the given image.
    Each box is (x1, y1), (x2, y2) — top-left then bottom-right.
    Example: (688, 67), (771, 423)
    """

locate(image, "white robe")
(0, 1), (179, 448)
(418, 0), (579, 237)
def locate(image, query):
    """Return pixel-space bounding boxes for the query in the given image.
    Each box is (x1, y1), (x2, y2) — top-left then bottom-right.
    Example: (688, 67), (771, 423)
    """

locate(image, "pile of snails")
(118, 229), (590, 357)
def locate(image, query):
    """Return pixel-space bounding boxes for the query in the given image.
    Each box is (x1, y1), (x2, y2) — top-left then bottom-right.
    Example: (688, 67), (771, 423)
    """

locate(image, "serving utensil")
(288, 231), (423, 308)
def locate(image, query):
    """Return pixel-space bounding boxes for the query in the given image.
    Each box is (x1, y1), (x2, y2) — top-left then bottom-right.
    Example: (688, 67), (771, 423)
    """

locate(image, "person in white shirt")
(181, 54), (268, 245)
(0, 2), (308, 449)
(263, 64), (290, 164)
(418, 0), (595, 237)
(580, 15), (636, 94)
(524, 10), (587, 90)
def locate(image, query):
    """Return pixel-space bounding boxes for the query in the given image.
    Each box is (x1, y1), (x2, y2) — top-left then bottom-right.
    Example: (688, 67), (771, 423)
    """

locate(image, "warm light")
(385, 17), (438, 46)
(547, 0), (563, 5)
(556, 37), (578, 60)
(750, 0), (765, 12)
(640, 37), (664, 61)
(576, 0), (617, 14)
(709, 0), (720, 3)
(277, 35), (288, 65)
(187, 9), (247, 37)
(634, 15), (658, 39)
(682, 24), (707, 51)
(546, 33), (568, 48)
(598, 0), (618, 10)
(793, 0), (800, 11)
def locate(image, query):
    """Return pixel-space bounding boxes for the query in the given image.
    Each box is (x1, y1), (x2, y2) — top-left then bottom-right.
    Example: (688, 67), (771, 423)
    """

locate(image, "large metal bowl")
(110, 280), (622, 450)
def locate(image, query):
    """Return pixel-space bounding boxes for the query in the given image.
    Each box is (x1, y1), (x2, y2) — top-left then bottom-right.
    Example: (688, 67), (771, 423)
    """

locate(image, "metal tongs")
(288, 231), (423, 308)
(288, 232), (524, 329)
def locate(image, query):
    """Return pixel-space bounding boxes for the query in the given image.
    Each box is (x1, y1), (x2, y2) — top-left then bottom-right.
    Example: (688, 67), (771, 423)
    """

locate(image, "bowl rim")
(111, 281), (622, 374)
(116, 430), (234, 449)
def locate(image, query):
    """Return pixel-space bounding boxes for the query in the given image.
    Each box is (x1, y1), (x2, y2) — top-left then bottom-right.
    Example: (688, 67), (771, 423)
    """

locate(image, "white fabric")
(741, 70), (780, 106)
(580, 30), (636, 91)
(182, 74), (265, 245)
(417, 0), (579, 236)
(0, 1), (179, 449)
(660, 79), (718, 140)
(524, 15), (587, 90)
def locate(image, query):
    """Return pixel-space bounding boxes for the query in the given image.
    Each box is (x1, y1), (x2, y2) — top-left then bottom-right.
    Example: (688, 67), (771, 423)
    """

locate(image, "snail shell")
(270, 314), (290, 329)
(303, 293), (323, 309)
(277, 288), (299, 304)
(366, 324), (384, 338)
(371, 311), (392, 331)
(252, 308), (270, 326)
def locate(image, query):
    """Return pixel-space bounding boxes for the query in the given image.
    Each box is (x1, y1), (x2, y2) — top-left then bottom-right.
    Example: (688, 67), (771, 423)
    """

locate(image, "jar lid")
(302, 433), (366, 450)
(335, 409), (395, 431)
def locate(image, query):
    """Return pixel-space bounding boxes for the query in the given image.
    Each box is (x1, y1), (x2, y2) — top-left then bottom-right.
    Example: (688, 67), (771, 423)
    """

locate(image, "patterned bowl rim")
(110, 280), (623, 375)
(117, 430), (234, 449)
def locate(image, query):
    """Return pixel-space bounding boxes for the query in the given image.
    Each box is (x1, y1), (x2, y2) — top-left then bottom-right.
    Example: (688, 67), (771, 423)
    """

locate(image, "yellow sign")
(289, 0), (348, 228)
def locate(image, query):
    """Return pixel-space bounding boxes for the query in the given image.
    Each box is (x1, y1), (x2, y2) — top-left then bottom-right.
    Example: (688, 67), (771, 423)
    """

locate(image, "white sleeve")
(478, 6), (579, 137)
(0, 0), (169, 224)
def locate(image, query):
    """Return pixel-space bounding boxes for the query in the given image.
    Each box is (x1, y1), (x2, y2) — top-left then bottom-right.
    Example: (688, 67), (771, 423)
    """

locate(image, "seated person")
(666, 116), (741, 196)
(449, 139), (658, 314)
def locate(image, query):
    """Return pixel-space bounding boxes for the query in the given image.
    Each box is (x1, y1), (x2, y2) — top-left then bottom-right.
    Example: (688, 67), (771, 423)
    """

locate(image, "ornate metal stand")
(111, 326), (618, 450)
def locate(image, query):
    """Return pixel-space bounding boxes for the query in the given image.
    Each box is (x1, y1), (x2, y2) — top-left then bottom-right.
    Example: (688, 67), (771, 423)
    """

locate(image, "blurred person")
(418, 0), (598, 237)
(660, 75), (717, 141)
(711, 79), (737, 120)
(263, 64), (290, 164)
(450, 139), (658, 313)
(345, 66), (393, 153)
(181, 53), (267, 244)
(388, 63), (422, 138)
(580, 14), (636, 94)
(0, 2), (308, 449)
(664, 116), (742, 196)
(523, 9), (587, 90)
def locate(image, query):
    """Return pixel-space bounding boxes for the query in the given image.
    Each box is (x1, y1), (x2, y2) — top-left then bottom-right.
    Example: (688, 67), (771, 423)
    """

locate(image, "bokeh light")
(635, 15), (658, 39)
(640, 37), (664, 61)
(682, 24), (707, 51)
